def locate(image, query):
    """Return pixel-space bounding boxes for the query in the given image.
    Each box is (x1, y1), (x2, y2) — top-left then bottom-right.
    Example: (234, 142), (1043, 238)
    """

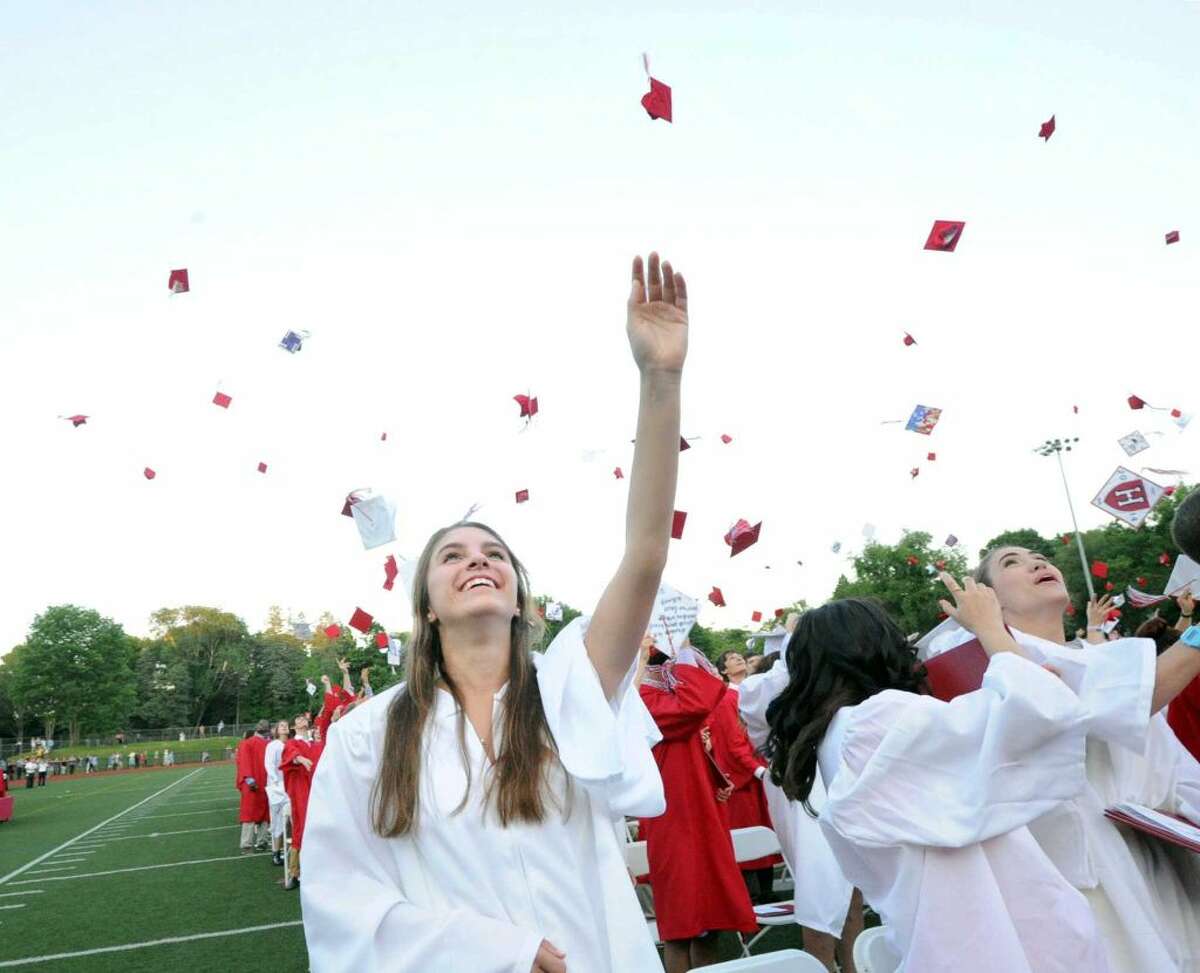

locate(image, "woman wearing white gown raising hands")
(300, 253), (689, 973)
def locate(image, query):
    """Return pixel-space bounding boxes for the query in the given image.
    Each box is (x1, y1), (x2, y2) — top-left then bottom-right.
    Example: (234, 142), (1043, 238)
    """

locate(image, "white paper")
(647, 583), (699, 655)
(1165, 554), (1200, 597)
(1118, 431), (1151, 457)
(545, 602), (563, 622)
(387, 637), (402, 667)
(350, 494), (397, 550)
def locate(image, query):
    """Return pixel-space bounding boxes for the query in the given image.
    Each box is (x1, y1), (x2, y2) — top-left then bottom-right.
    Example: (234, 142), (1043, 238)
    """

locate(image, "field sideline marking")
(101, 825), (238, 841)
(0, 920), (303, 967)
(0, 904), (26, 911)
(0, 768), (203, 888)
(140, 808), (231, 820)
(7, 853), (271, 885)
(0, 892), (42, 899)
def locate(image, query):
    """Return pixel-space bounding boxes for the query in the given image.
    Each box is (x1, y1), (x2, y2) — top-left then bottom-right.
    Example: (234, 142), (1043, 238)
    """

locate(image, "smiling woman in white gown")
(299, 252), (691, 973)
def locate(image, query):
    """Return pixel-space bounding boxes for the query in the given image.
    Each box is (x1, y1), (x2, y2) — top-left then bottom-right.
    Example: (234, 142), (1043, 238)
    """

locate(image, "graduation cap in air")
(924, 221), (965, 252)
(514, 394), (538, 422)
(903, 332), (916, 347)
(1118, 431), (1150, 457)
(724, 519), (762, 557)
(750, 610), (762, 623)
(143, 467), (156, 480)
(515, 489), (530, 504)
(910, 467), (920, 479)
(671, 510), (687, 539)
(1038, 115), (1055, 141)
(213, 391), (232, 409)
(1091, 561), (1109, 579)
(720, 434), (733, 444)
(1166, 230), (1180, 245)
(1171, 409), (1193, 430)
(349, 607), (374, 633)
(905, 405), (942, 435)
(324, 624), (341, 639)
(342, 490), (397, 550)
(640, 54), (672, 122)
(383, 554), (399, 591)
(61, 414), (88, 427)
(168, 268), (189, 293)
(708, 586), (726, 607)
(375, 632), (390, 649)
(279, 330), (309, 353)
(945, 534), (959, 547)
(257, 462), (268, 474)
(927, 452), (937, 462)
(613, 467), (624, 479)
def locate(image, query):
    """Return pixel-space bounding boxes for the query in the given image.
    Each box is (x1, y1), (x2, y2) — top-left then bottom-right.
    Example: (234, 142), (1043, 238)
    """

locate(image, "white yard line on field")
(0, 905), (27, 912)
(6, 853), (272, 885)
(0, 920), (304, 967)
(0, 768), (203, 889)
(0, 892), (42, 899)
(100, 825), (238, 841)
(28, 867), (75, 874)
(139, 808), (231, 820)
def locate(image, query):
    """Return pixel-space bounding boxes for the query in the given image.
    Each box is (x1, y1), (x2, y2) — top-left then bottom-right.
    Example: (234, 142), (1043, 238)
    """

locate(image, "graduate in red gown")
(706, 688), (783, 902)
(236, 721), (270, 852)
(639, 643), (757, 973)
(282, 713), (317, 885)
(314, 661), (357, 742)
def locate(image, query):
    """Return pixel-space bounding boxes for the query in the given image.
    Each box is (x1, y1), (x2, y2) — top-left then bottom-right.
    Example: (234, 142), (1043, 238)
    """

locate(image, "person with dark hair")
(299, 252), (688, 972)
(717, 650), (749, 686)
(756, 590), (1115, 971)
(931, 547), (1200, 971)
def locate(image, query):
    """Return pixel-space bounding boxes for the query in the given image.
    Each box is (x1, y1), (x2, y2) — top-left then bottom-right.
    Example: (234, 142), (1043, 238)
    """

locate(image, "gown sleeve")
(711, 692), (765, 789)
(822, 653), (1092, 850)
(640, 663), (727, 742)
(533, 617), (665, 818)
(737, 662), (791, 752)
(300, 714), (546, 973)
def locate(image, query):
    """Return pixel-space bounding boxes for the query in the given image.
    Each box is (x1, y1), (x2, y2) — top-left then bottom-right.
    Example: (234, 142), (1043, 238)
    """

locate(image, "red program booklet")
(923, 637), (989, 701)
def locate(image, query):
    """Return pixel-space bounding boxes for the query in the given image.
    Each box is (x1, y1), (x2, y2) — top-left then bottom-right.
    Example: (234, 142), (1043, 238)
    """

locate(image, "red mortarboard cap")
(1159, 552), (1171, 566)
(515, 489), (530, 504)
(213, 391), (232, 409)
(1105, 581), (1114, 592)
(64, 415), (88, 427)
(514, 394), (538, 420)
(349, 607), (374, 633)
(1166, 230), (1180, 245)
(613, 467), (624, 479)
(323, 624), (341, 639)
(1073, 405), (1079, 414)
(903, 332), (916, 347)
(708, 586), (726, 607)
(720, 434), (733, 444)
(1091, 560), (1109, 579)
(143, 467), (156, 480)
(751, 610), (762, 623)
(375, 631), (390, 649)
(641, 77), (672, 122)
(1165, 485), (1177, 496)
(910, 467), (920, 479)
(1171, 408), (1183, 418)
(1038, 114), (1055, 141)
(774, 609), (785, 619)
(381, 432), (387, 441)
(679, 437), (691, 452)
(257, 462), (267, 474)
(1136, 576), (1147, 587)
(724, 519), (762, 557)
(383, 554), (399, 591)
(168, 268), (189, 293)
(1128, 394), (1146, 410)
(927, 452), (937, 461)
(923, 220), (965, 252)
(671, 510), (687, 540)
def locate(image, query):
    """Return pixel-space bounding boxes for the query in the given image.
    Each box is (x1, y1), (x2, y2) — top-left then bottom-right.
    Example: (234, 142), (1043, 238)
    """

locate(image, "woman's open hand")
(627, 252), (688, 375)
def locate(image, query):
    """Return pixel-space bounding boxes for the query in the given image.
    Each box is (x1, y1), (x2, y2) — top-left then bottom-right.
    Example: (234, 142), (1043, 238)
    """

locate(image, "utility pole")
(1035, 436), (1095, 600)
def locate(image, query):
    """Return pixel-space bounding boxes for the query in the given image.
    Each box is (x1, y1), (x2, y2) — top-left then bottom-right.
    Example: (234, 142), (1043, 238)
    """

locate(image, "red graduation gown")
(639, 666), (757, 941)
(314, 687), (356, 742)
(1168, 674), (1200, 761)
(708, 689), (782, 871)
(281, 737), (314, 849)
(235, 735), (269, 823)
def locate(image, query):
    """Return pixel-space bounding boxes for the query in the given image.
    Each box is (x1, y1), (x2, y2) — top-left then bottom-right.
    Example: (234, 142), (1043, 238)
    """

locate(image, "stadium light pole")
(1035, 436), (1095, 600)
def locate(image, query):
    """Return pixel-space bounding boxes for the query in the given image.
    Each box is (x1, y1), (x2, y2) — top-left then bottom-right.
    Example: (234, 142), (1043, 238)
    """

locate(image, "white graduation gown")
(941, 629), (1200, 973)
(816, 653), (1110, 973)
(300, 618), (665, 973)
(738, 665), (855, 936)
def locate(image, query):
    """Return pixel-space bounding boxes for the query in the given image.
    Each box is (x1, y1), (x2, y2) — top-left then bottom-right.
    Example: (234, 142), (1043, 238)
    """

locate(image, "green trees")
(6, 606), (136, 745)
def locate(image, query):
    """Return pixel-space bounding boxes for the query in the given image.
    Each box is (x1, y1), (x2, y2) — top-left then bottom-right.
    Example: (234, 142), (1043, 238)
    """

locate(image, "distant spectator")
(37, 759), (48, 786)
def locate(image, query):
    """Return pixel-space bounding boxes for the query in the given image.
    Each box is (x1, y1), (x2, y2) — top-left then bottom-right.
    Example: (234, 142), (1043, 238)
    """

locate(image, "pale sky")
(1, 1), (1196, 655)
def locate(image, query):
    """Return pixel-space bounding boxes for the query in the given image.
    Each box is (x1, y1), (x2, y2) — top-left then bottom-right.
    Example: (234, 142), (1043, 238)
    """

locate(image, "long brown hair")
(371, 521), (558, 836)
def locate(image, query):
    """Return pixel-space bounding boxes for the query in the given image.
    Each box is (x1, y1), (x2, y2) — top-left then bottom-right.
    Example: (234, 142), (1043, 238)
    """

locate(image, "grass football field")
(0, 764), (816, 970)
(0, 764), (306, 971)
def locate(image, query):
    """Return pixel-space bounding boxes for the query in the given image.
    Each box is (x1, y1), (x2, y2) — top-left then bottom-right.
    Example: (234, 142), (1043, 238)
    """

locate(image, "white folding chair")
(853, 925), (900, 973)
(623, 839), (660, 945)
(730, 827), (793, 958)
(703, 947), (828, 971)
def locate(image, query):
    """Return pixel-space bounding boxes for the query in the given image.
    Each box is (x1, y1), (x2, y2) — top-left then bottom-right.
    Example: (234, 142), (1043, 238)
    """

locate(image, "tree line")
(0, 485), (1190, 745)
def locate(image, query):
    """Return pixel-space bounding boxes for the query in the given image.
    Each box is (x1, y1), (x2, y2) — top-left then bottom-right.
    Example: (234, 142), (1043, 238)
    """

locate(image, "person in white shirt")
(754, 585), (1114, 973)
(265, 720), (290, 867)
(300, 251), (689, 973)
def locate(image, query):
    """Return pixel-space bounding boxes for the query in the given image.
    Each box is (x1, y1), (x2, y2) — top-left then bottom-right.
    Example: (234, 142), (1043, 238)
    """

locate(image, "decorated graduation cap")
(1118, 431), (1150, 457)
(923, 221), (965, 252)
(278, 330), (309, 354)
(671, 510), (687, 539)
(1038, 114), (1056, 141)
(640, 54), (672, 122)
(168, 268), (189, 293)
(342, 489), (397, 550)
(905, 405), (942, 435)
(1091, 466), (1167, 529)
(724, 518), (762, 557)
